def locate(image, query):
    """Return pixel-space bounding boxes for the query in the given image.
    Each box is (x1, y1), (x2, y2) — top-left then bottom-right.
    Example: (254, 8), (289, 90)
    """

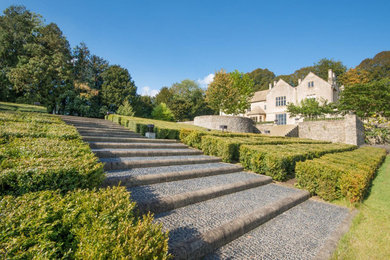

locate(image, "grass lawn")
(0, 101), (47, 113)
(332, 155), (390, 259)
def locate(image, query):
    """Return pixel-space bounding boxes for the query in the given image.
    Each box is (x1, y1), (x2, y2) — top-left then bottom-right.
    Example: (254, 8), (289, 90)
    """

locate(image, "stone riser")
(94, 149), (203, 158)
(82, 136), (177, 143)
(89, 142), (187, 149)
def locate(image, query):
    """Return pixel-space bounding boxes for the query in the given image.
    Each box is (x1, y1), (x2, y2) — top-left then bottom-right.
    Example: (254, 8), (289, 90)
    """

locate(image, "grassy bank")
(0, 101), (47, 113)
(332, 155), (390, 259)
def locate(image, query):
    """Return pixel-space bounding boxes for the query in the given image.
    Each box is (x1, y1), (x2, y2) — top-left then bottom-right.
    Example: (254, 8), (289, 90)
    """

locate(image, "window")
(308, 81), (314, 88)
(250, 116), (257, 122)
(276, 114), (287, 125)
(264, 104), (266, 110)
(275, 96), (286, 106)
(306, 94), (316, 100)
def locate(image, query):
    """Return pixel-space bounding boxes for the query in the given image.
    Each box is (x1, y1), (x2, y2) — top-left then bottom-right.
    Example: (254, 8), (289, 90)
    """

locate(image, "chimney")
(328, 69), (333, 84)
(298, 78), (302, 85)
(269, 83), (272, 89)
(273, 81), (277, 87)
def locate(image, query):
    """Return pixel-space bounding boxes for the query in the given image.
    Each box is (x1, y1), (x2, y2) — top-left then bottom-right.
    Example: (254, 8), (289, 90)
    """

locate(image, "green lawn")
(332, 155), (390, 259)
(0, 101), (47, 113)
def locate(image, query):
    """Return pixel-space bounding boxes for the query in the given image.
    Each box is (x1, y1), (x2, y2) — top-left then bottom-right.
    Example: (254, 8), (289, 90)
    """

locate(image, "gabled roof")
(247, 106), (266, 115)
(301, 72), (331, 86)
(251, 90), (269, 103)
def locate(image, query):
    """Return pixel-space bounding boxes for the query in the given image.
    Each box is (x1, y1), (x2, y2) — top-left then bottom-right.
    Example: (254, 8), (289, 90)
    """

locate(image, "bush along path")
(62, 115), (354, 259)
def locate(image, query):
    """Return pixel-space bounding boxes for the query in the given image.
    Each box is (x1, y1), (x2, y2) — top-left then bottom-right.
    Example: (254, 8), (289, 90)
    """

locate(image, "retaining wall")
(194, 115), (257, 133)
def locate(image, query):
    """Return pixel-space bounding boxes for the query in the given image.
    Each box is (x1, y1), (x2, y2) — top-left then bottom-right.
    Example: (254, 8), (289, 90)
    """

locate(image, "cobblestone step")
(130, 172), (272, 214)
(103, 163), (243, 187)
(93, 148), (203, 158)
(205, 200), (352, 260)
(100, 155), (221, 171)
(89, 142), (188, 149)
(155, 184), (309, 259)
(82, 136), (176, 142)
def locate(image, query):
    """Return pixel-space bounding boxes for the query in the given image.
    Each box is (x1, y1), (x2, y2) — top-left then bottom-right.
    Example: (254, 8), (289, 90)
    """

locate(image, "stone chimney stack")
(298, 78), (302, 85)
(273, 81), (277, 87)
(269, 83), (272, 89)
(328, 69), (334, 85)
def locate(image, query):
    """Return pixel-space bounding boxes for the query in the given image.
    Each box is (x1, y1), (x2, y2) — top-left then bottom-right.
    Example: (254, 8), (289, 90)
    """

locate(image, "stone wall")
(298, 114), (365, 146)
(194, 115), (257, 133)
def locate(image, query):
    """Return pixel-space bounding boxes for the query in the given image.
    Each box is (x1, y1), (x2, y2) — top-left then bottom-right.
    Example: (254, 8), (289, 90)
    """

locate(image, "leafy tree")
(356, 51), (390, 81)
(100, 65), (137, 110)
(72, 42), (92, 83)
(287, 98), (335, 119)
(134, 95), (154, 118)
(338, 68), (370, 86)
(206, 69), (254, 115)
(338, 79), (390, 117)
(151, 103), (175, 121)
(0, 5), (42, 101)
(117, 99), (135, 116)
(155, 87), (173, 105)
(247, 68), (275, 91)
(7, 22), (72, 111)
(90, 55), (108, 89)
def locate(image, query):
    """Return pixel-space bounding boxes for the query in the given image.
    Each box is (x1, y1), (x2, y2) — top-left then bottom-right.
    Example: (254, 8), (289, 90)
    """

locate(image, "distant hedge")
(239, 143), (356, 181)
(296, 147), (387, 202)
(0, 187), (169, 259)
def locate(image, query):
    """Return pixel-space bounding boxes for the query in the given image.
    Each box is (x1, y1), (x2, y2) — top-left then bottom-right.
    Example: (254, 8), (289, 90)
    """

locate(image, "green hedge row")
(239, 143), (356, 181)
(0, 187), (169, 259)
(296, 147), (387, 202)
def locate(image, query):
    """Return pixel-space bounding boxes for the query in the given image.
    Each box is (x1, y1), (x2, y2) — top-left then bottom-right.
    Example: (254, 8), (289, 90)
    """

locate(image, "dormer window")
(308, 81), (314, 88)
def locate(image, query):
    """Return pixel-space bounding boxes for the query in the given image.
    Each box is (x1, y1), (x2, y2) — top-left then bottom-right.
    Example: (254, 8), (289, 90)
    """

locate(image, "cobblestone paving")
(99, 155), (216, 163)
(205, 200), (350, 260)
(106, 162), (238, 177)
(155, 184), (300, 246)
(128, 171), (264, 203)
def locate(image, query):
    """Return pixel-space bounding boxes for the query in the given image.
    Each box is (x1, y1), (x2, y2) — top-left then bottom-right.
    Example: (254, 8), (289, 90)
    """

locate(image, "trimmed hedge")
(296, 147), (387, 202)
(0, 112), (103, 196)
(200, 135), (330, 162)
(239, 143), (356, 181)
(0, 187), (169, 259)
(0, 101), (47, 113)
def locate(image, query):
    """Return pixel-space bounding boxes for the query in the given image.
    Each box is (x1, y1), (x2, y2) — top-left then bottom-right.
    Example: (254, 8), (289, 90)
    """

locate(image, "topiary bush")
(296, 147), (387, 202)
(0, 187), (170, 259)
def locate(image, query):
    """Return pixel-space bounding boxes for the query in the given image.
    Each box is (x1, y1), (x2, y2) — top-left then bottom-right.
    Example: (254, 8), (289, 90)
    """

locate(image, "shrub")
(151, 103), (175, 122)
(0, 137), (104, 196)
(116, 100), (135, 116)
(0, 187), (170, 259)
(239, 143), (356, 181)
(296, 147), (387, 202)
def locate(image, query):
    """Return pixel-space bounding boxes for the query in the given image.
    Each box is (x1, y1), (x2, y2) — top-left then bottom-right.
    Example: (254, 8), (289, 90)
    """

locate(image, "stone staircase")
(61, 116), (353, 260)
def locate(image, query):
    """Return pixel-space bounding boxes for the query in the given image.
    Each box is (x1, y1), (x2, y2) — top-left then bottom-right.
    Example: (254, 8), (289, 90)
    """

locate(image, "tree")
(155, 87), (173, 105)
(287, 98), (335, 119)
(338, 79), (390, 117)
(0, 5), (42, 101)
(356, 51), (390, 81)
(90, 55), (108, 90)
(7, 22), (72, 111)
(151, 103), (175, 121)
(72, 42), (92, 83)
(206, 69), (254, 115)
(117, 99), (135, 116)
(247, 68), (275, 91)
(100, 65), (137, 110)
(338, 68), (370, 86)
(134, 95), (154, 118)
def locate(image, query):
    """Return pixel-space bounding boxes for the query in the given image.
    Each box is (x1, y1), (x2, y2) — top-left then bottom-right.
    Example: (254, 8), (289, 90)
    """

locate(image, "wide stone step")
(89, 142), (187, 149)
(93, 148), (203, 158)
(82, 136), (177, 143)
(103, 162), (243, 187)
(205, 200), (352, 260)
(101, 155), (221, 171)
(129, 172), (272, 214)
(79, 132), (142, 137)
(155, 184), (309, 259)
(76, 127), (135, 133)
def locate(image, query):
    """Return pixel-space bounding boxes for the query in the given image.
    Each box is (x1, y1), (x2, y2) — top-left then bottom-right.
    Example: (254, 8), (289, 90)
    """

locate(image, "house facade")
(246, 69), (340, 125)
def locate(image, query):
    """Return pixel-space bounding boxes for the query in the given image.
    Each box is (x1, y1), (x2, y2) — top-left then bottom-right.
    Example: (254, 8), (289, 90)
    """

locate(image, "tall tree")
(356, 51), (390, 80)
(100, 65), (137, 110)
(90, 55), (108, 89)
(247, 68), (275, 91)
(155, 87), (173, 105)
(206, 70), (254, 115)
(0, 5), (42, 101)
(72, 42), (92, 84)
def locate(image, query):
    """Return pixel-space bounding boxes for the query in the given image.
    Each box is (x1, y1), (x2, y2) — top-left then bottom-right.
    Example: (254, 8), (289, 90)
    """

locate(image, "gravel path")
(128, 171), (264, 203)
(106, 162), (239, 177)
(205, 200), (350, 260)
(155, 184), (300, 247)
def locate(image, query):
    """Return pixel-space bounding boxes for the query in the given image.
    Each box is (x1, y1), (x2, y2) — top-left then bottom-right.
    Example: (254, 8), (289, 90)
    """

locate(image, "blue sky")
(1, 0), (389, 96)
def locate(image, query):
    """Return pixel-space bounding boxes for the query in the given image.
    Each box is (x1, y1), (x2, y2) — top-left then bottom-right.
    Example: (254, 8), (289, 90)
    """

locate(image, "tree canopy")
(287, 98), (335, 119)
(206, 70), (254, 115)
(246, 68), (275, 91)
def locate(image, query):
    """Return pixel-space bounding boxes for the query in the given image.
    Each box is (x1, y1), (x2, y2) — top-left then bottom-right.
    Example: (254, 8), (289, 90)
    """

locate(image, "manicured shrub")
(0, 187), (170, 259)
(296, 147), (387, 202)
(0, 137), (104, 196)
(239, 143), (356, 181)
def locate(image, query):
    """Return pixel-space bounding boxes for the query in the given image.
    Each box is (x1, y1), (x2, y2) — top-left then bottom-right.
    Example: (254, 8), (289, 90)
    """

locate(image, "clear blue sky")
(1, 0), (389, 95)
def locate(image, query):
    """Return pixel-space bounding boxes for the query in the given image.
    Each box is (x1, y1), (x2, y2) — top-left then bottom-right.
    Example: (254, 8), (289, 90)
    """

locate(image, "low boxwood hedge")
(239, 143), (356, 181)
(296, 147), (387, 202)
(0, 187), (170, 259)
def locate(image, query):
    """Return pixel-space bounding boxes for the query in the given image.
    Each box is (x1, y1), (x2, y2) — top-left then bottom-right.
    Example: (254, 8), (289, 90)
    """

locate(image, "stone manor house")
(245, 69), (340, 125)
